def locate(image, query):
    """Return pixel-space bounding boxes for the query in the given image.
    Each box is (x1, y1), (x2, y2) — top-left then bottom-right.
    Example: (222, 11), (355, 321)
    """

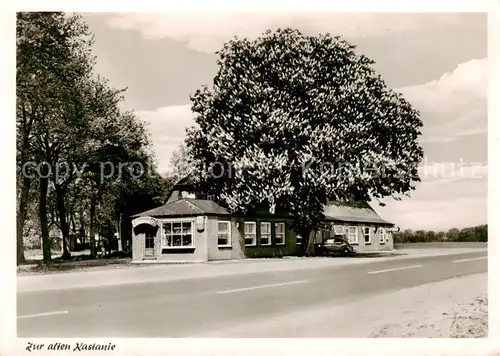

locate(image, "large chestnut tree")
(185, 28), (423, 254)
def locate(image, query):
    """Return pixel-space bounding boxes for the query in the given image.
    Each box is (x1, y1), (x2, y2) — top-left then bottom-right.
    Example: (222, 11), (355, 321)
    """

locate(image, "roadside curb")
(17, 248), (486, 276)
(17, 248), (487, 293)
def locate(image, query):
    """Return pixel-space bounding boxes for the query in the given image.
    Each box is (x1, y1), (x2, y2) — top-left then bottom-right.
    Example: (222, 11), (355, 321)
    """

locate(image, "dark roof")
(323, 201), (394, 225)
(136, 177), (393, 225)
(132, 199), (230, 218)
(164, 174), (198, 204)
(172, 174), (197, 189)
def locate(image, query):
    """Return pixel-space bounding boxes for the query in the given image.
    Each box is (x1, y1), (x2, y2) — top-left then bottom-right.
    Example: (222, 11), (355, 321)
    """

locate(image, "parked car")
(316, 237), (356, 256)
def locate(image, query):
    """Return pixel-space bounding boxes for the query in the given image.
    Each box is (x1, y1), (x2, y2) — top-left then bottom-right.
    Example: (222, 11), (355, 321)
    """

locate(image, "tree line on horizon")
(393, 224), (488, 243)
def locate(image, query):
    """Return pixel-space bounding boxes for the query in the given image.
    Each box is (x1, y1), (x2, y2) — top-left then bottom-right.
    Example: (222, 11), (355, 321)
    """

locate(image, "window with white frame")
(244, 222), (256, 246)
(347, 226), (358, 244)
(364, 226), (371, 244)
(275, 222), (285, 245)
(162, 221), (194, 248)
(218, 221), (231, 247)
(379, 227), (386, 244)
(333, 225), (344, 235)
(260, 222), (272, 246)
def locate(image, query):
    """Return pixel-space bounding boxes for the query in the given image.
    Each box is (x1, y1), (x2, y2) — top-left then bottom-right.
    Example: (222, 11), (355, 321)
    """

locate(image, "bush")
(24, 232), (42, 250)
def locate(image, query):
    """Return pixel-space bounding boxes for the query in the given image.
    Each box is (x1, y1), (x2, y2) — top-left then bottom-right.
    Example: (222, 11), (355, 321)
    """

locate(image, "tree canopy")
(16, 12), (171, 264)
(185, 28), (424, 253)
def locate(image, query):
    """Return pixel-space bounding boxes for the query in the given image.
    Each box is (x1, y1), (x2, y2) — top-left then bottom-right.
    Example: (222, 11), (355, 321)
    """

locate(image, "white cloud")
(375, 193), (486, 231)
(374, 161), (487, 230)
(417, 159), (487, 184)
(102, 12), (467, 54)
(397, 58), (487, 143)
(137, 105), (194, 174)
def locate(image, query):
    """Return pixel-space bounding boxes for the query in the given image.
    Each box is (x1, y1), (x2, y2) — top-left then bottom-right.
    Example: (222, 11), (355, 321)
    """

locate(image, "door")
(144, 230), (155, 258)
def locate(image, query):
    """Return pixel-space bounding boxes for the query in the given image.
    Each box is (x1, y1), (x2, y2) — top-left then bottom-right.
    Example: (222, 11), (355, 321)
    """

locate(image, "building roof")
(164, 174), (200, 204)
(172, 175), (197, 189)
(134, 175), (393, 225)
(132, 199), (230, 218)
(323, 201), (394, 225)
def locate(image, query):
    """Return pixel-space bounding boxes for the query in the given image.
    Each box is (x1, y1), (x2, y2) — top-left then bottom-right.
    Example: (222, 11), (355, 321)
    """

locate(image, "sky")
(80, 12), (487, 231)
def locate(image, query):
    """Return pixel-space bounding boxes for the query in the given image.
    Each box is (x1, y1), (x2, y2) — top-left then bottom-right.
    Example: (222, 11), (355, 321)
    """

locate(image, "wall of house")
(155, 217), (208, 262)
(132, 224), (160, 262)
(357, 225), (393, 253)
(132, 216), (394, 262)
(132, 217), (209, 262)
(233, 217), (299, 258)
(324, 222), (394, 253)
(206, 217), (245, 261)
(385, 230), (394, 250)
(131, 230), (144, 262)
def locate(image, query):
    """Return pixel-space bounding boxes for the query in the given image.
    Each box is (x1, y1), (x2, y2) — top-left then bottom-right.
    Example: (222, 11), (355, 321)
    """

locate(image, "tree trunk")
(16, 176), (31, 265)
(117, 213), (123, 252)
(39, 173), (51, 263)
(55, 186), (71, 259)
(297, 227), (317, 257)
(70, 213), (77, 236)
(17, 111), (33, 265)
(79, 214), (86, 244)
(297, 227), (311, 257)
(89, 195), (97, 258)
(305, 230), (316, 256)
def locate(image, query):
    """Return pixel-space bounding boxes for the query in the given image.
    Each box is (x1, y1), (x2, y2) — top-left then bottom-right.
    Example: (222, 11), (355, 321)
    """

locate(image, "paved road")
(17, 250), (487, 337)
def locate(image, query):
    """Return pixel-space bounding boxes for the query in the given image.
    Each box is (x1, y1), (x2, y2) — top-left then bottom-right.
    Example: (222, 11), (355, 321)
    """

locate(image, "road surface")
(17, 250), (487, 337)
